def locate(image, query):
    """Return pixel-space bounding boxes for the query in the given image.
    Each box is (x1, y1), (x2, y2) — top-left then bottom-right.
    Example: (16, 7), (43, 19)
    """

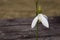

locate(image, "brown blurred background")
(0, 0), (60, 18)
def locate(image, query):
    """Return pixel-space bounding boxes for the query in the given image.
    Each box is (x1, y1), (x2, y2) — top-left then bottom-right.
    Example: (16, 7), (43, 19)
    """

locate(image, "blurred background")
(0, 0), (60, 19)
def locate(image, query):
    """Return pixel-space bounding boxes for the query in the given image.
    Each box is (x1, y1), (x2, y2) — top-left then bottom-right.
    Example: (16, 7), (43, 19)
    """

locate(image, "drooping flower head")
(31, 6), (49, 28)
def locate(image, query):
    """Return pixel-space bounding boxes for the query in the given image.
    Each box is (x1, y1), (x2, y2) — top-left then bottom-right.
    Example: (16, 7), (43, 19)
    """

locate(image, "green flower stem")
(36, 23), (39, 40)
(36, 0), (39, 40)
(36, 0), (38, 15)
(36, 0), (42, 40)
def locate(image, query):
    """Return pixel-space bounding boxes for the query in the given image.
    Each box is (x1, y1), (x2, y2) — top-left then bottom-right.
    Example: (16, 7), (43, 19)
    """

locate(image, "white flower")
(31, 14), (49, 28)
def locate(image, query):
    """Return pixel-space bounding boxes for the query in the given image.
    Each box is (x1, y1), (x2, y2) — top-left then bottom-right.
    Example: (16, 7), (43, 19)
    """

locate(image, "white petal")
(38, 14), (49, 28)
(43, 14), (48, 19)
(38, 13), (48, 19)
(31, 16), (39, 28)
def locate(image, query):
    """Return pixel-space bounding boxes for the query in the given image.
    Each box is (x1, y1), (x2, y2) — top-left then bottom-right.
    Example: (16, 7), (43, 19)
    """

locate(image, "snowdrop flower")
(31, 13), (49, 28)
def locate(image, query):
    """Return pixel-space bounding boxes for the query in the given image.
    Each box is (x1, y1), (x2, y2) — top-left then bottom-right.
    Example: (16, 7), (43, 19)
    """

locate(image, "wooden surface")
(0, 16), (60, 40)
